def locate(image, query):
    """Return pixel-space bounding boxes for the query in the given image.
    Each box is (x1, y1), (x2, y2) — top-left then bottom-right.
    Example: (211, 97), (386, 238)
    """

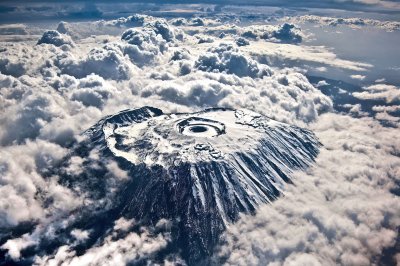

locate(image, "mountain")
(45, 106), (321, 265)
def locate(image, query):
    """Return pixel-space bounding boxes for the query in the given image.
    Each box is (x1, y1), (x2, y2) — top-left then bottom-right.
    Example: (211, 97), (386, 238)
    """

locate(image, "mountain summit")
(54, 106), (320, 264)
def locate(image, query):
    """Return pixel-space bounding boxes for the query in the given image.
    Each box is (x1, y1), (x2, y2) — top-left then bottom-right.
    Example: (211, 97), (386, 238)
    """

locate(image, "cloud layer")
(216, 113), (400, 265)
(286, 15), (400, 32)
(0, 12), (399, 265)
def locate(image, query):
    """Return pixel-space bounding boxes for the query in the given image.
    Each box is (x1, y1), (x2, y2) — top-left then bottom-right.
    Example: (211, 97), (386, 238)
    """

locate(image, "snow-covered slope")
(63, 106), (320, 264)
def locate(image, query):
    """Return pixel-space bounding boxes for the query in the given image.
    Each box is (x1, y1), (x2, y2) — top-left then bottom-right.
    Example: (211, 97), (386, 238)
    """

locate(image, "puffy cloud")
(170, 49), (191, 61)
(261, 23), (303, 44)
(70, 229), (90, 242)
(141, 78), (233, 107)
(0, 42), (67, 78)
(197, 35), (215, 44)
(0, 92), (65, 145)
(0, 45), (29, 77)
(122, 27), (164, 48)
(0, 73), (29, 107)
(120, 18), (184, 66)
(58, 43), (135, 80)
(170, 18), (188, 26)
(235, 37), (249, 46)
(69, 74), (117, 108)
(195, 43), (272, 78)
(190, 17), (205, 27)
(145, 19), (181, 42)
(316, 80), (329, 87)
(0, 73), (106, 148)
(195, 24), (240, 38)
(113, 217), (134, 232)
(53, 20), (132, 40)
(105, 14), (148, 28)
(179, 61), (192, 75)
(37, 30), (75, 47)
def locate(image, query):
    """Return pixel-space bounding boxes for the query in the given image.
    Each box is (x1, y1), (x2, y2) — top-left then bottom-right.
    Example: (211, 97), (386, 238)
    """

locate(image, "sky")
(0, 1), (399, 266)
(0, 0), (400, 23)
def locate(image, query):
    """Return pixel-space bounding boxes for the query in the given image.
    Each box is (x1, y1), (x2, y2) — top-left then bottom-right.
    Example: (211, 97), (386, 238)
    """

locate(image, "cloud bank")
(286, 15), (400, 32)
(216, 113), (400, 265)
(0, 12), (399, 265)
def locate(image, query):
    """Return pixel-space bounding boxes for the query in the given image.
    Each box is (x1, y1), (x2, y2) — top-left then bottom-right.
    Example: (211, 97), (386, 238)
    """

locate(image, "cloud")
(119, 18), (184, 66)
(260, 23), (303, 44)
(2, 234), (38, 260)
(121, 27), (166, 52)
(316, 80), (329, 87)
(139, 68), (332, 123)
(0, 45), (28, 77)
(58, 43), (135, 80)
(70, 229), (90, 242)
(105, 14), (148, 28)
(37, 30), (75, 47)
(372, 105), (400, 113)
(189, 23), (305, 44)
(375, 111), (400, 126)
(195, 43), (272, 78)
(191, 17), (206, 26)
(243, 41), (373, 71)
(69, 74), (117, 109)
(35, 223), (170, 266)
(113, 217), (135, 232)
(342, 103), (369, 117)
(141, 78), (233, 107)
(0, 12), (398, 265)
(170, 17), (220, 27)
(0, 23), (28, 35)
(0, 92), (65, 145)
(197, 34), (215, 44)
(0, 15), (332, 262)
(351, 74), (366, 80)
(287, 15), (400, 32)
(235, 37), (249, 47)
(0, 140), (79, 228)
(216, 113), (400, 265)
(353, 84), (400, 103)
(0, 16), (330, 235)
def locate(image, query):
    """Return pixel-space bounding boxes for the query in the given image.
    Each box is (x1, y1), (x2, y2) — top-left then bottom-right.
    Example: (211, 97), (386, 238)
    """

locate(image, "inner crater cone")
(63, 106), (321, 264)
(190, 125), (208, 133)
